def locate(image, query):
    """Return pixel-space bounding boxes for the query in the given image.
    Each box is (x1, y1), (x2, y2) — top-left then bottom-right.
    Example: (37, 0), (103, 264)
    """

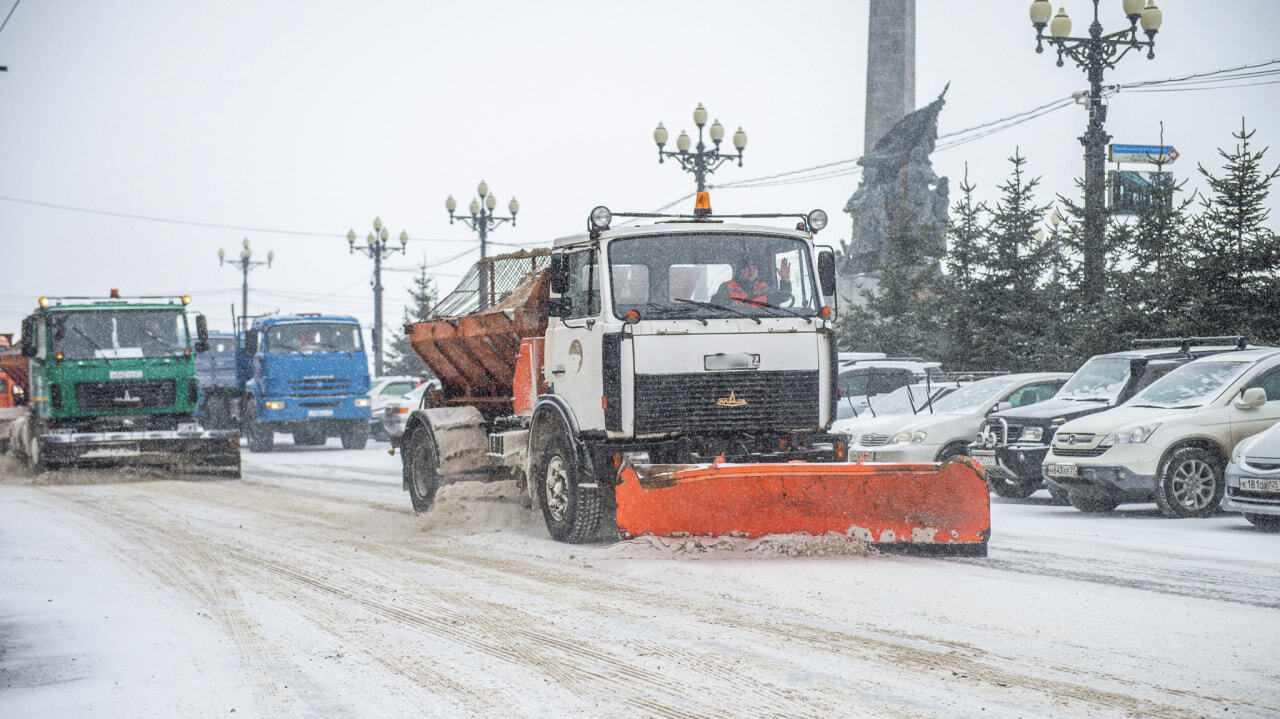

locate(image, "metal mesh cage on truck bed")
(429, 249), (552, 319)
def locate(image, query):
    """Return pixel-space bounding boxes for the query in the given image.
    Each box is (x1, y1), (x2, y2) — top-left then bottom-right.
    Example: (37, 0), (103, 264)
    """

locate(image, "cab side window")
(1245, 366), (1280, 403)
(565, 250), (599, 319)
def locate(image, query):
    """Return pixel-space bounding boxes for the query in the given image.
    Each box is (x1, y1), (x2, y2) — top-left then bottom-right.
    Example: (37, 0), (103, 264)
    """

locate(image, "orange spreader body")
(614, 457), (991, 555)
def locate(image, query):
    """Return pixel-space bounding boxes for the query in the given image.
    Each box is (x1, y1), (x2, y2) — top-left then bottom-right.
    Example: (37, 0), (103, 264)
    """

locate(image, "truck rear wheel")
(341, 421), (368, 450)
(534, 433), (602, 543)
(404, 426), (440, 512)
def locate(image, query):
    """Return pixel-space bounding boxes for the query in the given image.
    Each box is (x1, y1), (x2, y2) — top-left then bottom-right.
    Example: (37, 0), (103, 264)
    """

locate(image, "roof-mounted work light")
(589, 206), (613, 232)
(807, 209), (828, 233)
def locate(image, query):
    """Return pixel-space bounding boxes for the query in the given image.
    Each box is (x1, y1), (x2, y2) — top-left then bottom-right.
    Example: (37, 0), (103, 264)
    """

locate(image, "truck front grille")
(288, 378), (351, 394)
(633, 370), (819, 435)
(76, 380), (176, 412)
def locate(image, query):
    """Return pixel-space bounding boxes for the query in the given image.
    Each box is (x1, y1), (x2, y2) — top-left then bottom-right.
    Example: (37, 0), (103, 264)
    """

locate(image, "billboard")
(1109, 171), (1174, 215)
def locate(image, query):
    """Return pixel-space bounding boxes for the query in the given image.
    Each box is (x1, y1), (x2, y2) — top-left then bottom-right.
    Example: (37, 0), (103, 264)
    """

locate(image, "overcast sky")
(1, 0), (1277, 361)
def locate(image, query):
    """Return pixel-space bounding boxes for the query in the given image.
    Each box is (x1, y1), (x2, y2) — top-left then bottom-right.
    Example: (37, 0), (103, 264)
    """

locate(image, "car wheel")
(404, 426), (439, 513)
(1068, 490), (1120, 513)
(533, 432), (602, 543)
(1154, 446), (1224, 518)
(1243, 513), (1280, 531)
(934, 442), (969, 463)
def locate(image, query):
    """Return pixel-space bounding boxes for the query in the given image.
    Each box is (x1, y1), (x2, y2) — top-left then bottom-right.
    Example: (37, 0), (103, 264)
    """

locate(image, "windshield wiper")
(140, 327), (180, 355)
(637, 302), (705, 325)
(741, 299), (813, 324)
(71, 326), (110, 364)
(672, 298), (762, 324)
(1065, 396), (1110, 402)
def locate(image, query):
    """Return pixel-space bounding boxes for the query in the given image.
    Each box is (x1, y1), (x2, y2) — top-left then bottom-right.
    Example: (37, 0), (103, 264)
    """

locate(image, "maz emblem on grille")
(114, 389), (142, 404)
(715, 390), (747, 408)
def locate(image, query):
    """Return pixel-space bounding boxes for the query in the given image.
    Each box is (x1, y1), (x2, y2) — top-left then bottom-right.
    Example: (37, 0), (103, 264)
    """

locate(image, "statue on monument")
(841, 87), (950, 279)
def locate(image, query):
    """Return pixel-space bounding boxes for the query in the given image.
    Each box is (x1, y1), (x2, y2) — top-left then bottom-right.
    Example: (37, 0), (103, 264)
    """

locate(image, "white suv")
(1043, 348), (1280, 517)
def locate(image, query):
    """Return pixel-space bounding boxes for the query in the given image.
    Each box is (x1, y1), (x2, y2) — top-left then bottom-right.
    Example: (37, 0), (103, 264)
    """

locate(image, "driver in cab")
(712, 258), (791, 307)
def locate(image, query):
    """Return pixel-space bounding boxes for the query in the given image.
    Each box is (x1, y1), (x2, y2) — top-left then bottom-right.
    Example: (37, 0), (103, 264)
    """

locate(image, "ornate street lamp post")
(1028, 0), (1163, 295)
(347, 217), (408, 377)
(218, 238), (273, 332)
(446, 180), (519, 309)
(654, 103), (747, 197)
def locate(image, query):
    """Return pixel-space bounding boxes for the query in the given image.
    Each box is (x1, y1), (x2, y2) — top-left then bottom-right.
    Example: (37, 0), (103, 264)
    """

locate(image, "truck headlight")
(890, 430), (927, 445)
(355, 397), (371, 407)
(265, 400), (285, 411)
(1099, 422), (1160, 447)
(1020, 426), (1043, 442)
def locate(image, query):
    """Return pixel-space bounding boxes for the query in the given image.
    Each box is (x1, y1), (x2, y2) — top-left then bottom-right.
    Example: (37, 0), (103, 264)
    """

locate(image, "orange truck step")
(614, 457), (990, 556)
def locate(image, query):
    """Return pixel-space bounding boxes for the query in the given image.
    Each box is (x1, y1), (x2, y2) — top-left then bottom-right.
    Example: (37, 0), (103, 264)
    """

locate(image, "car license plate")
(1240, 477), (1280, 493)
(307, 409), (334, 417)
(1046, 463), (1077, 478)
(971, 450), (997, 469)
(83, 444), (141, 458)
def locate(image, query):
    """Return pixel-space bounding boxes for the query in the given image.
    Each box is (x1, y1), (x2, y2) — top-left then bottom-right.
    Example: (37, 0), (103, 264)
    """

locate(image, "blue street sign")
(1109, 144), (1178, 164)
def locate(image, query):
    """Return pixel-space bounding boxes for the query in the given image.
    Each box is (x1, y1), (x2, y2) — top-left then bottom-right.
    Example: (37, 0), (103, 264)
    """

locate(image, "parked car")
(1223, 421), (1280, 530)
(835, 358), (943, 421)
(847, 373), (1068, 463)
(833, 381), (958, 439)
(970, 338), (1256, 501)
(367, 376), (421, 440)
(381, 380), (437, 445)
(1043, 347), (1280, 517)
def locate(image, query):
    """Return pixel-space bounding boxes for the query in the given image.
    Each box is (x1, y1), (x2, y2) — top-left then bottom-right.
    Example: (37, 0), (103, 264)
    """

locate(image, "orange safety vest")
(726, 280), (768, 304)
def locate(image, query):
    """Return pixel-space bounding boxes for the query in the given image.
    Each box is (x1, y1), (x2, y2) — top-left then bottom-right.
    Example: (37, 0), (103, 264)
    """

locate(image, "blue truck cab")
(238, 314), (371, 452)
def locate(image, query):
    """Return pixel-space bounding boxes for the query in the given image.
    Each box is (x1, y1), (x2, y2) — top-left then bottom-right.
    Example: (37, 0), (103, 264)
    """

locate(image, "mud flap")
(613, 456), (991, 556)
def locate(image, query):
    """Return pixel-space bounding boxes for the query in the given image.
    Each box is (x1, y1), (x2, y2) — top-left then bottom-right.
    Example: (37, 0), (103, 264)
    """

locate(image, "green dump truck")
(8, 291), (241, 475)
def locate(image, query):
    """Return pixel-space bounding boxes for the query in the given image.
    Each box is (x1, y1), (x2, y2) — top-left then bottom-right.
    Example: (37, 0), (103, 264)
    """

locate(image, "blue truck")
(237, 314), (372, 452)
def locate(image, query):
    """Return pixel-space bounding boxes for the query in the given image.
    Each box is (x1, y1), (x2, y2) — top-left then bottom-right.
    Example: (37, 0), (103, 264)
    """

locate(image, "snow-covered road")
(2, 443), (1277, 718)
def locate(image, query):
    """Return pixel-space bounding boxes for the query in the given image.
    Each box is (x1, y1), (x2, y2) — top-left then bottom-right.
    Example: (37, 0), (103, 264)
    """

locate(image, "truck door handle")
(551, 365), (566, 375)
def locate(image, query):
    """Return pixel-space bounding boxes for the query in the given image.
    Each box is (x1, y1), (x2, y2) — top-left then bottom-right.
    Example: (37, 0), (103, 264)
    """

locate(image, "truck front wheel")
(404, 426), (440, 512)
(341, 421), (368, 450)
(243, 398), (274, 453)
(534, 433), (602, 543)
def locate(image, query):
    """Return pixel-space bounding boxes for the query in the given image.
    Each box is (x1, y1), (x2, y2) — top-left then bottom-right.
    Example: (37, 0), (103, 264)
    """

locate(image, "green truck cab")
(11, 291), (241, 475)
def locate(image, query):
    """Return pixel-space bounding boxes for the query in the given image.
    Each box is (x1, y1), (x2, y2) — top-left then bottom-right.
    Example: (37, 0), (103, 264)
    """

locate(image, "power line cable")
(0, 0), (20, 35)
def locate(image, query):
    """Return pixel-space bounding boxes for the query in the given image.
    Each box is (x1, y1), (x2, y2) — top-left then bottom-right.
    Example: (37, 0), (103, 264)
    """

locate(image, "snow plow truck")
(9, 291), (241, 475)
(395, 201), (990, 554)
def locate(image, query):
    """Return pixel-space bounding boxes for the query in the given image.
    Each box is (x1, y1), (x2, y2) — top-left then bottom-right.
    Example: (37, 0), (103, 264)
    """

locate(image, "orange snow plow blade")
(614, 457), (990, 556)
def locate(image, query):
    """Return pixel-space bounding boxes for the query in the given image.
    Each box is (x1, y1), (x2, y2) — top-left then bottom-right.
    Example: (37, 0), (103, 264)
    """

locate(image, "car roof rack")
(1132, 336), (1247, 353)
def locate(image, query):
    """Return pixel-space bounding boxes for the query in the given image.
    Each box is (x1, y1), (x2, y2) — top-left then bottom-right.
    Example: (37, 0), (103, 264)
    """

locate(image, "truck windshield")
(1058, 357), (1130, 401)
(608, 232), (820, 320)
(266, 322), (363, 354)
(49, 309), (188, 360)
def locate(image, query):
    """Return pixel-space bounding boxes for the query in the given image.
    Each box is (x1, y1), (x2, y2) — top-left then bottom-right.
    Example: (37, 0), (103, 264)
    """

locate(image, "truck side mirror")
(546, 296), (573, 318)
(549, 254), (571, 295)
(1234, 387), (1267, 410)
(817, 249), (837, 297)
(20, 316), (36, 357)
(994, 401), (1013, 413)
(194, 315), (210, 353)
(243, 331), (258, 355)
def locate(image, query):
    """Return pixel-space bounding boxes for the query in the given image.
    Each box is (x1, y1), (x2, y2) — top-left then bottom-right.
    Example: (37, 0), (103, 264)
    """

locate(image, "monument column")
(865, 0), (916, 154)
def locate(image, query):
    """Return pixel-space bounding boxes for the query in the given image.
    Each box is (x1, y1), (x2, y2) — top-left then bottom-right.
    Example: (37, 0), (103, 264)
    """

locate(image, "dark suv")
(968, 337), (1253, 501)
